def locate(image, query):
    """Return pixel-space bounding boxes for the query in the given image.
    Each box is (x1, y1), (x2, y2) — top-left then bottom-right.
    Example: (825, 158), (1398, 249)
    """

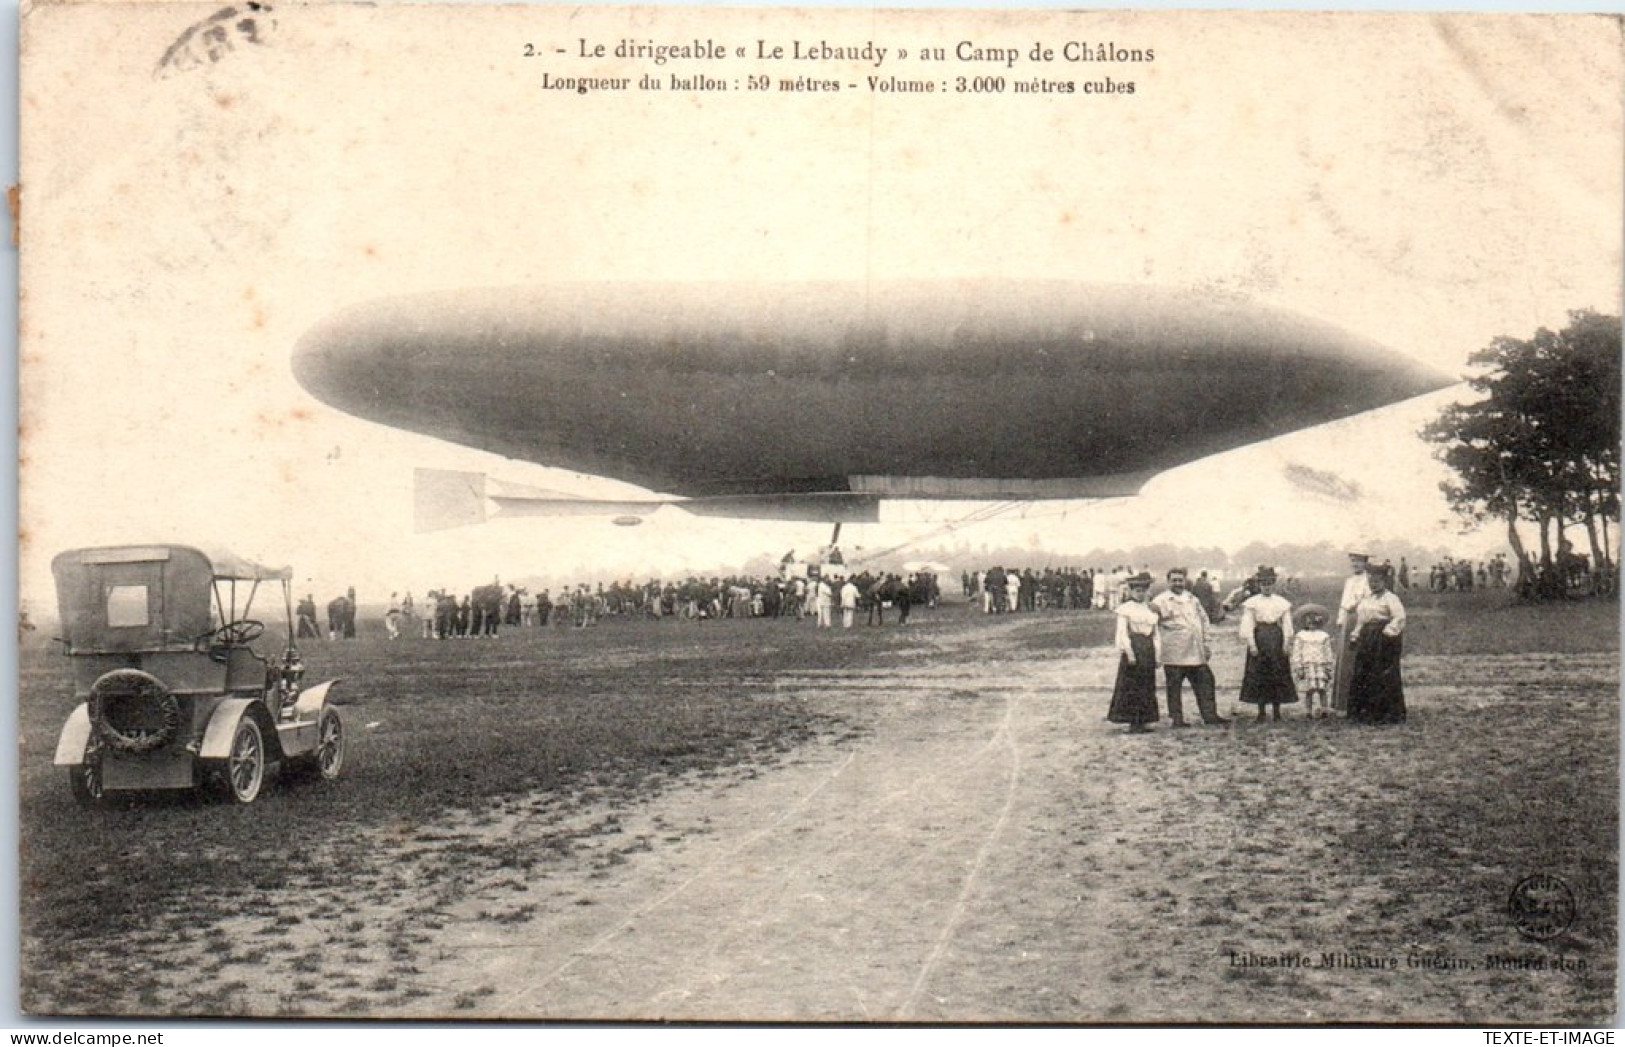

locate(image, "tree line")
(1422, 309), (1620, 600)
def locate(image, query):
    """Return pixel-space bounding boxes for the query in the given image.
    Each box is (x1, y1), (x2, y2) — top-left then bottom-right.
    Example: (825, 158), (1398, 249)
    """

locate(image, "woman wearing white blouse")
(1107, 573), (1161, 733)
(1238, 567), (1300, 721)
(1347, 565), (1408, 724)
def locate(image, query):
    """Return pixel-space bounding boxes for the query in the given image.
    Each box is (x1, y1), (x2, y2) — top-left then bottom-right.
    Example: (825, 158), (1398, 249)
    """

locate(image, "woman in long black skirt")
(1238, 567), (1299, 720)
(1347, 565), (1408, 724)
(1108, 572), (1160, 733)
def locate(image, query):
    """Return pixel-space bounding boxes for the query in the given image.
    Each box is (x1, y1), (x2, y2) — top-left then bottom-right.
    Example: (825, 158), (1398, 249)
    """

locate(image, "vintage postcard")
(16, 1), (1622, 1025)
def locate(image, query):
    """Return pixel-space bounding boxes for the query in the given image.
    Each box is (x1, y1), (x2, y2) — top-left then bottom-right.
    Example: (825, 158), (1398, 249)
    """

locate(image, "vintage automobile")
(50, 544), (344, 805)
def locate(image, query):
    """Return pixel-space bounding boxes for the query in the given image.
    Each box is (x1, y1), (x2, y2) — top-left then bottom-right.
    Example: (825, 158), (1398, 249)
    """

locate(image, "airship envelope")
(295, 281), (1450, 523)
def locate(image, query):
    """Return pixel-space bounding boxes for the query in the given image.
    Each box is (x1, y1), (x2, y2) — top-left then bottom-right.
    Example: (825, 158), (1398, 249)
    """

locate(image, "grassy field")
(18, 614), (914, 1012)
(17, 590), (1619, 1020)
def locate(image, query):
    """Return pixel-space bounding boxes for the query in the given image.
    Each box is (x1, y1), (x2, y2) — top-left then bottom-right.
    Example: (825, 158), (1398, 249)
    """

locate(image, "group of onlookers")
(1107, 552), (1408, 734)
(1426, 554), (1509, 592)
(962, 567), (1099, 613)
(961, 565), (1230, 620)
(299, 570), (945, 639)
(295, 590), (356, 640)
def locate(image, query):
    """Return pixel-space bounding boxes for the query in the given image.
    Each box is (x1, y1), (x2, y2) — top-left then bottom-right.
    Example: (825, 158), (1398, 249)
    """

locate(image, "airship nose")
(290, 321), (351, 407)
(293, 308), (414, 424)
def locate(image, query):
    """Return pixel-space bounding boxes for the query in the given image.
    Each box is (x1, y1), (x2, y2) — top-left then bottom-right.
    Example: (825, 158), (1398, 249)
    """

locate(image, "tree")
(1421, 309), (1621, 598)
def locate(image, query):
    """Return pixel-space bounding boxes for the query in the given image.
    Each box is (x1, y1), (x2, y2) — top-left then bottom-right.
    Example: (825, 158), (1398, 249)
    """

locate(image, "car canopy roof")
(193, 546), (293, 582)
(55, 545), (292, 582)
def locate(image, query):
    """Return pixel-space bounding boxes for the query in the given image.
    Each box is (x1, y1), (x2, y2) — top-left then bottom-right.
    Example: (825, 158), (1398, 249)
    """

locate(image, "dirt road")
(433, 653), (1074, 1021)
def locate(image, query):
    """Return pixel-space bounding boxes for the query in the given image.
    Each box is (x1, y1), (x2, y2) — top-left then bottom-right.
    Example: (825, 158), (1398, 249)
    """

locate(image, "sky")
(16, 6), (1623, 610)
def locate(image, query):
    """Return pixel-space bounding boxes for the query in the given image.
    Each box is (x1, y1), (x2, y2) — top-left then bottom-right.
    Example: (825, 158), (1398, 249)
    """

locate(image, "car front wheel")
(297, 706), (345, 782)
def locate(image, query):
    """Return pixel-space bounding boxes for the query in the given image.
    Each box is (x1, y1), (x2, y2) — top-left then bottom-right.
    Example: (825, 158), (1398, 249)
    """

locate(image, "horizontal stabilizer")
(677, 493), (881, 523)
(491, 488), (880, 524)
(489, 495), (665, 519)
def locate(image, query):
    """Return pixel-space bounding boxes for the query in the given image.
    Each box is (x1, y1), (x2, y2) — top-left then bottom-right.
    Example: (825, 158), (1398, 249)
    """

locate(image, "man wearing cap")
(1149, 568), (1228, 726)
(1332, 552), (1373, 714)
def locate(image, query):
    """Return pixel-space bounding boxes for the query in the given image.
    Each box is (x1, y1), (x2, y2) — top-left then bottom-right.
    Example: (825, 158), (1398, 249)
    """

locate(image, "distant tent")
(780, 550), (796, 564)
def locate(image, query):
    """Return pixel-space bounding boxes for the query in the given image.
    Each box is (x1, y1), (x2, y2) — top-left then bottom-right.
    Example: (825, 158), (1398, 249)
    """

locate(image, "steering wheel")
(198, 619), (266, 649)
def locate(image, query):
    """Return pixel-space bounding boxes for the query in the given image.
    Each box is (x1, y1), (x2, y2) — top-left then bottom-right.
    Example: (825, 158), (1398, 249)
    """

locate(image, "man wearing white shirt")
(839, 576), (860, 628)
(1149, 568), (1228, 726)
(814, 574), (835, 629)
(1332, 552), (1373, 713)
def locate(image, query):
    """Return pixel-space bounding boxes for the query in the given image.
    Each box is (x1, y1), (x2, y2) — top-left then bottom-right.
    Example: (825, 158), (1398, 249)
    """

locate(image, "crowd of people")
(297, 570), (947, 640)
(1107, 552), (1408, 734)
(1424, 554), (1510, 592)
(960, 565), (1230, 620)
(295, 589), (357, 640)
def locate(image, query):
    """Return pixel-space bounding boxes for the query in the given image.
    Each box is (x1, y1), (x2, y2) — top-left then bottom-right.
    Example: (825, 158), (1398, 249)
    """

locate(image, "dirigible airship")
(292, 281), (1450, 531)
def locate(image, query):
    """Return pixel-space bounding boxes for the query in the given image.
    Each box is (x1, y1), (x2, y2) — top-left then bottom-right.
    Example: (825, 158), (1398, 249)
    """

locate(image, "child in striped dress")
(1290, 607), (1335, 719)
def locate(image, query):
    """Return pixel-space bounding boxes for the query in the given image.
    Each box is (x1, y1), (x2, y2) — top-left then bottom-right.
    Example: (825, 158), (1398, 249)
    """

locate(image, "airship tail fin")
(414, 468), (490, 533)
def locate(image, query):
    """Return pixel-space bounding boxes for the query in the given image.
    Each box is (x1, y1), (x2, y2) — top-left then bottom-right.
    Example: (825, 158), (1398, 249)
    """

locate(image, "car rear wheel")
(212, 717), (266, 804)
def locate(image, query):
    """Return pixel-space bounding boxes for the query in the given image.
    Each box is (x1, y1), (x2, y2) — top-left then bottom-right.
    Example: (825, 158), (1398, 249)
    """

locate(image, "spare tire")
(88, 669), (181, 756)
